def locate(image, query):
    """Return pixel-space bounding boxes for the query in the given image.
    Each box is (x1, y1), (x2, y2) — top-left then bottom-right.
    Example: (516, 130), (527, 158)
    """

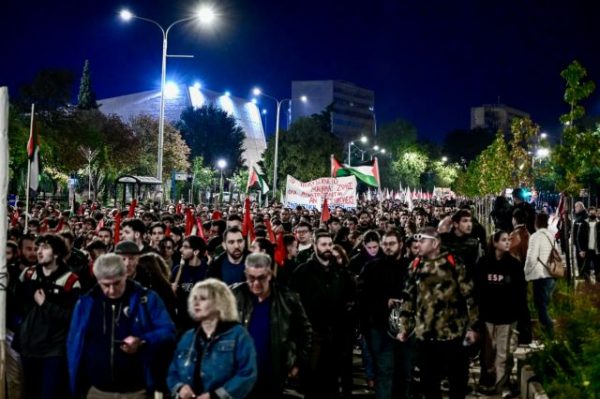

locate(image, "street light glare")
(536, 148), (550, 158)
(262, 109), (267, 115)
(373, 145), (380, 151)
(196, 5), (217, 25)
(119, 9), (133, 21)
(165, 82), (179, 98)
(441, 156), (448, 162)
(193, 82), (202, 89)
(300, 95), (308, 102)
(381, 149), (386, 154)
(252, 88), (262, 96)
(224, 90), (231, 97)
(217, 159), (227, 169)
(540, 132), (548, 139)
(360, 136), (368, 143)
(251, 98), (258, 104)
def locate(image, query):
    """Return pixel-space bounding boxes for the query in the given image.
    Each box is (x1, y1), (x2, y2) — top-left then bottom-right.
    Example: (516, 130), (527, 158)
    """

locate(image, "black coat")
(232, 282), (312, 389)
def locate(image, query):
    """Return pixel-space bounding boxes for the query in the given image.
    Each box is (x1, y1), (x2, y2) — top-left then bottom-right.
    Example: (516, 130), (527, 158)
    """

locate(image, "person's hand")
(579, 251), (586, 259)
(120, 336), (143, 354)
(196, 393), (210, 399)
(34, 289), (46, 306)
(396, 332), (408, 342)
(388, 298), (401, 308)
(177, 384), (196, 399)
(464, 330), (479, 345)
(171, 282), (178, 293)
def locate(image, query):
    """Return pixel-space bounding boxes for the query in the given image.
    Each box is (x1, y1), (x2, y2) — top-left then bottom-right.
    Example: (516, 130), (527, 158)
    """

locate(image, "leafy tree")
(431, 161), (460, 188)
(508, 118), (539, 187)
(391, 147), (429, 188)
(553, 60), (597, 195)
(177, 104), (245, 173)
(130, 114), (191, 181)
(18, 69), (74, 112)
(190, 156), (216, 203)
(261, 117), (343, 191)
(377, 119), (420, 187)
(77, 60), (98, 110)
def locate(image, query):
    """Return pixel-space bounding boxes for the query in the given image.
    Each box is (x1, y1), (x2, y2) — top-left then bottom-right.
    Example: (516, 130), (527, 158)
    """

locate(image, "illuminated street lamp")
(119, 5), (217, 187)
(252, 87), (308, 197)
(441, 156), (448, 162)
(217, 159), (227, 203)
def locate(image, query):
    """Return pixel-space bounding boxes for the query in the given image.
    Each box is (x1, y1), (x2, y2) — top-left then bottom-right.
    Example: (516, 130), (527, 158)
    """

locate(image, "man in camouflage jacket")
(396, 226), (478, 399)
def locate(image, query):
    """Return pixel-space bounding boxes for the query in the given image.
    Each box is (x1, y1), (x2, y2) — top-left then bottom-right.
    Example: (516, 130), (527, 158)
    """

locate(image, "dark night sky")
(2, 0), (600, 141)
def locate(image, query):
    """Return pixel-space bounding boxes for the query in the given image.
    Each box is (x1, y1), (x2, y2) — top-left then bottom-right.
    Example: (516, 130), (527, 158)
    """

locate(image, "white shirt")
(524, 228), (554, 281)
(588, 220), (597, 251)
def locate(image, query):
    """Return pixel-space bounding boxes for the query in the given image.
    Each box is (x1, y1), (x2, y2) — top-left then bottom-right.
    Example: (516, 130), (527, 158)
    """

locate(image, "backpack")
(537, 234), (565, 278)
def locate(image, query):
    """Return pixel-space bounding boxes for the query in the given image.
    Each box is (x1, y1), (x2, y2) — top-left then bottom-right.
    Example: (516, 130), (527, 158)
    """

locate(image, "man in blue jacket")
(67, 253), (176, 398)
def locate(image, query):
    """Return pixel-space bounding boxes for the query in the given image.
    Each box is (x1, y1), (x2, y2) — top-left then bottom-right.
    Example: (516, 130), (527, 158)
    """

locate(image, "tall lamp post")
(252, 88), (307, 199)
(217, 159), (227, 204)
(348, 135), (369, 165)
(119, 7), (217, 186)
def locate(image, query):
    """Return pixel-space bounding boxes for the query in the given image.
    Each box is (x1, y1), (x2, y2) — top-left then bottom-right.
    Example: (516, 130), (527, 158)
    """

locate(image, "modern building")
(98, 85), (266, 168)
(290, 80), (375, 140)
(470, 104), (530, 133)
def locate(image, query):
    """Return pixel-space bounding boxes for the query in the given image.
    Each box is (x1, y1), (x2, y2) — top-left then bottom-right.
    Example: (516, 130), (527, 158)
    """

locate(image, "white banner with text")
(284, 175), (357, 209)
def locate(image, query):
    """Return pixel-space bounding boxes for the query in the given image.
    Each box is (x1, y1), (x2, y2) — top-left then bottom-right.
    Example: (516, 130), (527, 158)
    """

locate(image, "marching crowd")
(3, 187), (566, 399)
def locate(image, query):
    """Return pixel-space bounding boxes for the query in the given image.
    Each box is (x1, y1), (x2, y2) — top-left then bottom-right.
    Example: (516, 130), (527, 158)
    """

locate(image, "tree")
(190, 156), (216, 203)
(77, 60), (98, 110)
(177, 105), (245, 173)
(377, 119), (420, 187)
(431, 161), (460, 188)
(130, 115), (191, 181)
(391, 147), (429, 188)
(261, 117), (343, 191)
(18, 69), (75, 112)
(553, 60), (597, 195)
(508, 118), (539, 187)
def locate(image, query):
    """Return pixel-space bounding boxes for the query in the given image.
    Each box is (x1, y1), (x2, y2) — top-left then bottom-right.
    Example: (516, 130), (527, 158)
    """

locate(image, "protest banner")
(284, 175), (357, 209)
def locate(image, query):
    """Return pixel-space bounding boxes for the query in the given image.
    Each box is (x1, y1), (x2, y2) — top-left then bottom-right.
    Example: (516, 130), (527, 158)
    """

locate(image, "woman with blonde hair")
(167, 278), (257, 399)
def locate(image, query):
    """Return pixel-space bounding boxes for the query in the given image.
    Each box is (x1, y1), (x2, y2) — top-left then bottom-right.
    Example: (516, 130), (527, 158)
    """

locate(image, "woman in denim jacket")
(168, 278), (257, 399)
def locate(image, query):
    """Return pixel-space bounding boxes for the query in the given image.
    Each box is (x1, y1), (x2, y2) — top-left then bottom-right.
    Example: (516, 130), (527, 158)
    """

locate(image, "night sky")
(3, 0), (600, 141)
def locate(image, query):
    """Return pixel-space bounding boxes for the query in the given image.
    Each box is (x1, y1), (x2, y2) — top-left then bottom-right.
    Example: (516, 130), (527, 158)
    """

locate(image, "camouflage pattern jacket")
(398, 252), (478, 341)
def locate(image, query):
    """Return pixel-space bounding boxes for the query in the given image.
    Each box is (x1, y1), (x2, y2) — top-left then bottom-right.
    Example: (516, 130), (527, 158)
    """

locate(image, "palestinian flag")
(331, 155), (380, 188)
(27, 113), (40, 192)
(247, 164), (270, 194)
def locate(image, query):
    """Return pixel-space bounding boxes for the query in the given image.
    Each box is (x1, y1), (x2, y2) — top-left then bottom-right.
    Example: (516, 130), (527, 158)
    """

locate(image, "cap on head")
(114, 240), (141, 255)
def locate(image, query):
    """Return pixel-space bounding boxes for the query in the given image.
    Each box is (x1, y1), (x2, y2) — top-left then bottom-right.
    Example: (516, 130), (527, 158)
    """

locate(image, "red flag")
(321, 197), (330, 222)
(77, 205), (84, 216)
(264, 218), (276, 243)
(242, 197), (255, 241)
(165, 225), (171, 237)
(114, 213), (122, 245)
(40, 218), (48, 233)
(91, 203), (97, 212)
(185, 208), (194, 237)
(95, 218), (105, 233)
(11, 210), (20, 227)
(175, 203), (182, 215)
(212, 211), (222, 221)
(274, 232), (286, 266)
(53, 218), (64, 233)
(196, 216), (206, 241)
(128, 199), (137, 218)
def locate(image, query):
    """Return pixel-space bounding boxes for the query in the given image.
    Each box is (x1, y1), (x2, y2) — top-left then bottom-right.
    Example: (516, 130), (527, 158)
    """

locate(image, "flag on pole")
(114, 212), (122, 245)
(27, 113), (40, 192)
(321, 197), (330, 223)
(330, 155), (380, 187)
(242, 197), (255, 242)
(247, 164), (270, 195)
(127, 199), (137, 218)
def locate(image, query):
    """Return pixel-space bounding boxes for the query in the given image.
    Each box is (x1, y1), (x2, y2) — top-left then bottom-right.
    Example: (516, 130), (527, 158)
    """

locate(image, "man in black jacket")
(359, 229), (411, 399)
(232, 253), (312, 399)
(15, 233), (81, 399)
(574, 203), (598, 281)
(290, 231), (356, 399)
(207, 226), (248, 285)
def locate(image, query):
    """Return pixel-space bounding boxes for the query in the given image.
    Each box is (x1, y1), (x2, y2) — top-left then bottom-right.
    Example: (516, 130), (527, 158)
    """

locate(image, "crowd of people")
(3, 188), (564, 399)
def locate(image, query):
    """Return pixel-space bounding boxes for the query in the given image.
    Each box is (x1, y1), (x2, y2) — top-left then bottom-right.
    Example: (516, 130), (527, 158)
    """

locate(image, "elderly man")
(67, 254), (176, 398)
(232, 253), (312, 399)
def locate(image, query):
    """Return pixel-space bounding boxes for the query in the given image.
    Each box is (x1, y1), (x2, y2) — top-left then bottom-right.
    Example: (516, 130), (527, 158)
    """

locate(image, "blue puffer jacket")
(167, 322), (257, 399)
(67, 281), (176, 397)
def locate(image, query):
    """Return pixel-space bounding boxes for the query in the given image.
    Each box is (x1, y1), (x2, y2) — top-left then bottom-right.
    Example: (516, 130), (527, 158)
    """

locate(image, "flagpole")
(0, 87), (10, 399)
(24, 103), (35, 234)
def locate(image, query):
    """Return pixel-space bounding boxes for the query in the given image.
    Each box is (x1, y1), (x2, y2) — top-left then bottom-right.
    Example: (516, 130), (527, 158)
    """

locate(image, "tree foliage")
(262, 117), (343, 190)
(553, 60), (598, 195)
(177, 105), (245, 173)
(77, 60), (98, 110)
(391, 148), (429, 188)
(130, 114), (190, 181)
(508, 117), (539, 187)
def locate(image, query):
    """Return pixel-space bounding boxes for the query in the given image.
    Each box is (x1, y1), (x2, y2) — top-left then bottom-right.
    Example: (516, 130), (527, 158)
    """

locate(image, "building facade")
(99, 85), (266, 168)
(290, 80), (375, 140)
(470, 104), (530, 133)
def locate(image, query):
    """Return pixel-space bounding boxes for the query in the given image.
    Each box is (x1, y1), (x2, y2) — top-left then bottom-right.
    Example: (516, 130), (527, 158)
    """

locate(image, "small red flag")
(185, 208), (194, 237)
(242, 197), (255, 241)
(128, 199), (137, 218)
(175, 203), (182, 215)
(321, 197), (330, 223)
(264, 218), (276, 243)
(53, 218), (64, 233)
(274, 232), (286, 266)
(212, 211), (222, 221)
(95, 218), (105, 233)
(11, 210), (20, 227)
(165, 225), (171, 237)
(114, 213), (122, 245)
(195, 216), (206, 241)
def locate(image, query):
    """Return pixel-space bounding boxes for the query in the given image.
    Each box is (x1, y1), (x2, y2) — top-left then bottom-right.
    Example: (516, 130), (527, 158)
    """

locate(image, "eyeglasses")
(296, 230), (309, 234)
(413, 233), (438, 241)
(246, 274), (270, 283)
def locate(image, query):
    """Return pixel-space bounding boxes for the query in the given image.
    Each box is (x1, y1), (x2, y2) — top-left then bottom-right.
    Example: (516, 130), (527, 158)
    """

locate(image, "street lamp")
(217, 159), (226, 203)
(119, 6), (217, 186)
(252, 87), (307, 197)
(441, 156), (448, 162)
(348, 136), (368, 165)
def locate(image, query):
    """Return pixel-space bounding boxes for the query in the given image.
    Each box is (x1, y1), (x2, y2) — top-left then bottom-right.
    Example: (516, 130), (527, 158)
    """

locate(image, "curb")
(520, 364), (549, 399)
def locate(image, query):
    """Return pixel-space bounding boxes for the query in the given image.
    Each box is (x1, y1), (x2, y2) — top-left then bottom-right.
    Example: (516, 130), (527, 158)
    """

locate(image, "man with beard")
(358, 211), (374, 234)
(441, 209), (482, 278)
(359, 229), (411, 399)
(290, 231), (355, 399)
(207, 226), (248, 285)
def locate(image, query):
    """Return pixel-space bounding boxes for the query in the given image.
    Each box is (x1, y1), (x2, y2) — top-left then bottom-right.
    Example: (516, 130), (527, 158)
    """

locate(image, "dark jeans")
(418, 339), (469, 399)
(304, 332), (342, 399)
(393, 336), (414, 399)
(365, 327), (395, 399)
(22, 356), (70, 399)
(532, 278), (555, 338)
(582, 251), (599, 280)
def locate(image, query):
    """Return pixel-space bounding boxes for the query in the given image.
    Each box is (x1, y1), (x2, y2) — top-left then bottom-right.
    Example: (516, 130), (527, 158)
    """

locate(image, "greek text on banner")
(284, 175), (357, 210)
